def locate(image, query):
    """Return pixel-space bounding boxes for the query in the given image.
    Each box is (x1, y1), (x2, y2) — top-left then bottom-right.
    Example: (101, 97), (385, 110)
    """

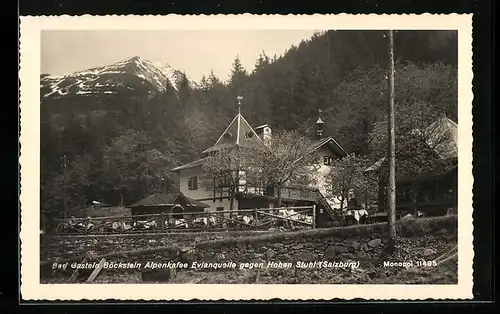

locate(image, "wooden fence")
(50, 206), (316, 235)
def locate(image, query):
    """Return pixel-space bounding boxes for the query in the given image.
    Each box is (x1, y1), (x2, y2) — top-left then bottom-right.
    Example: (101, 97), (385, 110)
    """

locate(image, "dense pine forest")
(40, 30), (458, 217)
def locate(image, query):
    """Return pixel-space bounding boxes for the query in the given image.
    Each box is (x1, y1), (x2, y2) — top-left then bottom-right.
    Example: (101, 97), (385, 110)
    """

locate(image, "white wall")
(262, 126), (272, 145)
(308, 145), (347, 210)
(178, 166), (212, 200)
(204, 198), (240, 217)
(178, 166), (239, 215)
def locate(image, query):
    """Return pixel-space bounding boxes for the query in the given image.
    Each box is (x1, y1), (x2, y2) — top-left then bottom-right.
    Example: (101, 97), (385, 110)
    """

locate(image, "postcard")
(20, 14), (473, 300)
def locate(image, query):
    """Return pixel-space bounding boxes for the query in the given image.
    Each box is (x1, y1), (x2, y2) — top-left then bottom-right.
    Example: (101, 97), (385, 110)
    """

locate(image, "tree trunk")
(411, 179), (417, 217)
(276, 186), (282, 208)
(339, 192), (345, 211)
(229, 186), (235, 218)
(120, 191), (124, 207)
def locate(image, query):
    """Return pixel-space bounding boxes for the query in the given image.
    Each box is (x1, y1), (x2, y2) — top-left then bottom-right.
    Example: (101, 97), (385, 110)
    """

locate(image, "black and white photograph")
(20, 15), (473, 300)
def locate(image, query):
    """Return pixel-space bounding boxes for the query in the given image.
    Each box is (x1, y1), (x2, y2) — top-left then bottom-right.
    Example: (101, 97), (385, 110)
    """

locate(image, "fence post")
(254, 208), (258, 230)
(206, 211), (210, 231)
(312, 205), (316, 229)
(160, 212), (164, 231)
(121, 214), (125, 233)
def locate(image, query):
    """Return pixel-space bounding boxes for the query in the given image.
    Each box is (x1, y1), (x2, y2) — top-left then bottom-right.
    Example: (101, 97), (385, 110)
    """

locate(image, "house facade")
(364, 116), (458, 217)
(171, 109), (347, 216)
(377, 165), (458, 217)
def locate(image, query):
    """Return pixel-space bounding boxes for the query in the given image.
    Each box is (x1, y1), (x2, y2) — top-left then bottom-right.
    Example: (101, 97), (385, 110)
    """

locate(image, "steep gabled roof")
(202, 113), (262, 154)
(364, 117), (458, 173)
(364, 157), (386, 173)
(426, 116), (458, 159)
(171, 157), (208, 172)
(311, 137), (348, 157)
(254, 124), (270, 130)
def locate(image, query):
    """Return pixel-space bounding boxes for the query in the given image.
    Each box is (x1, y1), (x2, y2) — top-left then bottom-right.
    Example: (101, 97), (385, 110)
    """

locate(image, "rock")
(368, 239), (382, 248)
(423, 248), (436, 257)
(345, 253), (356, 259)
(92, 239), (98, 245)
(292, 244), (305, 250)
(253, 257), (266, 264)
(334, 246), (348, 253)
(356, 251), (367, 259)
(367, 270), (378, 279)
(215, 253), (225, 259)
(296, 252), (315, 262)
(266, 249), (276, 259)
(324, 246), (336, 260)
(351, 241), (361, 250)
(148, 239), (157, 244)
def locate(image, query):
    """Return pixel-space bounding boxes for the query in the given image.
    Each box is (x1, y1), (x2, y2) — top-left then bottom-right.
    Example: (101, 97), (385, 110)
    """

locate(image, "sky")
(41, 30), (320, 82)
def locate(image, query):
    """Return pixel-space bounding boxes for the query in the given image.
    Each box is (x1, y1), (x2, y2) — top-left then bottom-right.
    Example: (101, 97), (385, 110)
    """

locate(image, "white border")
(20, 14), (473, 300)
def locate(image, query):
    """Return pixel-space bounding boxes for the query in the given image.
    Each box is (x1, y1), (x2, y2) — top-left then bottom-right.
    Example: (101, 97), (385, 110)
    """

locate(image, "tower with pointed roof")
(316, 109), (325, 139)
(203, 96), (262, 154)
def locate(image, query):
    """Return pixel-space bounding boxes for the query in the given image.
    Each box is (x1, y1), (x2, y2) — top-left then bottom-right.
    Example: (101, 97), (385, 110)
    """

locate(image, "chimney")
(316, 109), (324, 139)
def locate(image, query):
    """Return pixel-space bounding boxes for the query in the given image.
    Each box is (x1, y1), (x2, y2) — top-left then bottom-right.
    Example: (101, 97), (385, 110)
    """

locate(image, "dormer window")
(323, 156), (334, 166)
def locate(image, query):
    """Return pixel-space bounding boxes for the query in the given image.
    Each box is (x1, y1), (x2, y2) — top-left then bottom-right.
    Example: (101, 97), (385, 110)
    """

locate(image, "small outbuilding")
(128, 192), (210, 219)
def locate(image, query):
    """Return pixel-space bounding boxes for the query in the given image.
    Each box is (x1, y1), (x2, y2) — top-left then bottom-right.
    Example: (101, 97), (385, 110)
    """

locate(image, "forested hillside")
(40, 30), (458, 216)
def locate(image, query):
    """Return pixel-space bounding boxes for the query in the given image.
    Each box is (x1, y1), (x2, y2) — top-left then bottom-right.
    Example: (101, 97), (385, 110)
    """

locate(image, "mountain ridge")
(40, 56), (189, 100)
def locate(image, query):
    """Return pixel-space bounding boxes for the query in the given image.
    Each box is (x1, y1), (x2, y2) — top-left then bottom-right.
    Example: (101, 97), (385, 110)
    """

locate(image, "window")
(323, 156), (334, 166)
(188, 176), (198, 190)
(444, 185), (455, 201)
(245, 131), (254, 139)
(397, 186), (413, 203)
(218, 172), (232, 187)
(417, 180), (437, 203)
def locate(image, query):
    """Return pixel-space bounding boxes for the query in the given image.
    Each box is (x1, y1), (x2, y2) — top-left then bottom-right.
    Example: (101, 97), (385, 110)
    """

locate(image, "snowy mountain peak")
(40, 56), (187, 99)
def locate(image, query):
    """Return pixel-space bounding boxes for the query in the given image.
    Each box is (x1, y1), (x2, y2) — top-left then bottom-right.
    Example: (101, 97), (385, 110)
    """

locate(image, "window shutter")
(193, 176), (198, 190)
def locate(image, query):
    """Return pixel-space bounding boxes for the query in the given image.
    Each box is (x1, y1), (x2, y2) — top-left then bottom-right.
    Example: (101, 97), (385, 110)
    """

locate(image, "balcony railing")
(211, 183), (318, 202)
